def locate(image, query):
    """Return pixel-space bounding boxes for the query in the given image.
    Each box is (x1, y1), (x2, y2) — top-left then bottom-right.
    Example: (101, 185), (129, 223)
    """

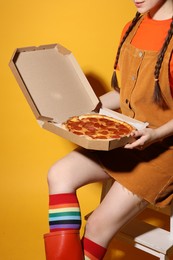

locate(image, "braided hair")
(111, 12), (141, 91)
(112, 12), (173, 109)
(153, 17), (173, 109)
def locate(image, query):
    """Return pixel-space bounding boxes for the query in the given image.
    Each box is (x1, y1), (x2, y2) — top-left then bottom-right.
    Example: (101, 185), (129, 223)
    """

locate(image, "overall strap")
(164, 34), (173, 57)
(123, 14), (145, 44)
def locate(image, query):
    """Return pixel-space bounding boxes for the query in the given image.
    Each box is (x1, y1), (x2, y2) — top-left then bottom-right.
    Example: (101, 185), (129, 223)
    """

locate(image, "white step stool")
(100, 179), (173, 260)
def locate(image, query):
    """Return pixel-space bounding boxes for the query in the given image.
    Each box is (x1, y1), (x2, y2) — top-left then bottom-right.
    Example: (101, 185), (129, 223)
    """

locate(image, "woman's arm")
(100, 90), (173, 149)
(99, 90), (120, 111)
(125, 119), (173, 149)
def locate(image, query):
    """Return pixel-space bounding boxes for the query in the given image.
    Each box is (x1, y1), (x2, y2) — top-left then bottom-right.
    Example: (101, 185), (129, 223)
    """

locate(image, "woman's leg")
(83, 181), (148, 259)
(47, 148), (109, 232)
(48, 148), (109, 194)
(44, 148), (110, 260)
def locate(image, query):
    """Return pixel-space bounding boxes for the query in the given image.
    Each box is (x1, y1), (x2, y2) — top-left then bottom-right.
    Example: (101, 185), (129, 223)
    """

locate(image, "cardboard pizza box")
(9, 43), (148, 151)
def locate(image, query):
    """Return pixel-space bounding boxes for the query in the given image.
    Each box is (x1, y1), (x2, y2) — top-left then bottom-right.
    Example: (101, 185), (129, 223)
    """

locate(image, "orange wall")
(1, 1), (169, 259)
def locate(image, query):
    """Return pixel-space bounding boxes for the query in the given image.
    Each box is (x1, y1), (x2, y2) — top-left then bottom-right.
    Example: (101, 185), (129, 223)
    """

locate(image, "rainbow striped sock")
(49, 193), (81, 232)
(83, 237), (107, 260)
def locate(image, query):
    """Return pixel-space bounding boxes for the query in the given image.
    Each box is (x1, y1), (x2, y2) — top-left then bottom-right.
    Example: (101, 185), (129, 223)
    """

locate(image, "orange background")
(0, 0), (172, 259)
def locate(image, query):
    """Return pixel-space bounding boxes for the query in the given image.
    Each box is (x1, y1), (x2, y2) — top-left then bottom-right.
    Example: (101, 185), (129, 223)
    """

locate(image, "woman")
(44, 0), (173, 259)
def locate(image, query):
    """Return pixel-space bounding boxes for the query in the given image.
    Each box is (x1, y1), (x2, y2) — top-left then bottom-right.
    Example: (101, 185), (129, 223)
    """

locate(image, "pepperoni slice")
(73, 125), (82, 130)
(99, 130), (109, 135)
(73, 131), (83, 135)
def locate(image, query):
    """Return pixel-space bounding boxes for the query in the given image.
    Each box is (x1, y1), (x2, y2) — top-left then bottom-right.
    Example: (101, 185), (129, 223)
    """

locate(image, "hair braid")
(153, 18), (173, 109)
(111, 12), (141, 90)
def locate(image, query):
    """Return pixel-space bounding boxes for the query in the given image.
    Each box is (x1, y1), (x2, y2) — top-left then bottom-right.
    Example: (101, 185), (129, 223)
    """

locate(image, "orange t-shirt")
(121, 14), (173, 95)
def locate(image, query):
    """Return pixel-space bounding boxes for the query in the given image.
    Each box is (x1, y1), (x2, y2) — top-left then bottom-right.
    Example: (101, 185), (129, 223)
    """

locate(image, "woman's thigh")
(48, 148), (110, 194)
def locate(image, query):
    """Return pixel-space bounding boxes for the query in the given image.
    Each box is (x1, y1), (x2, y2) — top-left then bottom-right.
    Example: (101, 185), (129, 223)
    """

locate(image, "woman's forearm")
(155, 119), (173, 141)
(99, 90), (120, 111)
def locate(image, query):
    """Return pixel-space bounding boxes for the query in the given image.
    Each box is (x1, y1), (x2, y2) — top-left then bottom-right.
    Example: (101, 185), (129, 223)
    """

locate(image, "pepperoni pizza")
(63, 114), (134, 140)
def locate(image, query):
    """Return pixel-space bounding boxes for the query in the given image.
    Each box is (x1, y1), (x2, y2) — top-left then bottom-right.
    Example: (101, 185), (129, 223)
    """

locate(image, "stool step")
(117, 219), (173, 255)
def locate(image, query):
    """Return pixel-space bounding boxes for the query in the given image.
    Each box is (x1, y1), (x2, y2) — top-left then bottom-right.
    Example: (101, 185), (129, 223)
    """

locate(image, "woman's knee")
(47, 162), (60, 185)
(47, 159), (76, 193)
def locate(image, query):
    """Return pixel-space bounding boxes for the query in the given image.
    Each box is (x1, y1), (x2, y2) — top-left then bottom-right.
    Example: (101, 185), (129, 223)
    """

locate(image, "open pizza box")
(9, 43), (148, 151)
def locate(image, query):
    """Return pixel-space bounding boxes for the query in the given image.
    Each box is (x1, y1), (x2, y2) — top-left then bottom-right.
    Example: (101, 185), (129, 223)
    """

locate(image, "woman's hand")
(124, 119), (173, 150)
(124, 128), (160, 150)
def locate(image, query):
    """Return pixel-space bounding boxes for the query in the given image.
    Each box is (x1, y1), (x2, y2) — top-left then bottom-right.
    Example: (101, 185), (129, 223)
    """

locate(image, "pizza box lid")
(9, 44), (100, 123)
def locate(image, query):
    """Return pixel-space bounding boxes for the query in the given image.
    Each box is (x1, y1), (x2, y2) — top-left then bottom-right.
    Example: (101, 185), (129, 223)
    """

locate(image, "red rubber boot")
(44, 230), (83, 260)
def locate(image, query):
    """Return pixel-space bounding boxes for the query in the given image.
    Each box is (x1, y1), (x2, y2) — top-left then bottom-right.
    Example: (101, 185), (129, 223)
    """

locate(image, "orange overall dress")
(97, 17), (173, 207)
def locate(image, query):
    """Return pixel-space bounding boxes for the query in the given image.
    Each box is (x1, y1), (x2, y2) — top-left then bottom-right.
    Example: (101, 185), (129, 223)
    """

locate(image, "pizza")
(62, 114), (134, 140)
